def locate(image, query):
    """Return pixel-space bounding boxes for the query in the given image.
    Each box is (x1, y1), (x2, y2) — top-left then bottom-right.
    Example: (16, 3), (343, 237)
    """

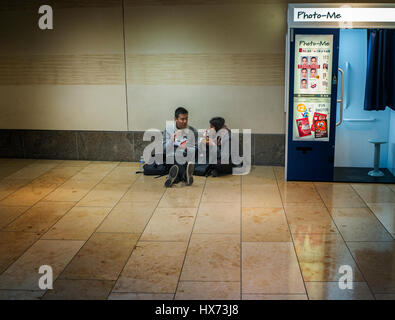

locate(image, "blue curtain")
(364, 29), (395, 111)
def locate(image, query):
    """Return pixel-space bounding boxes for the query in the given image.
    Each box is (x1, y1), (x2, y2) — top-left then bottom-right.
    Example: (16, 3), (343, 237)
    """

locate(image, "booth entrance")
(284, 3), (395, 183)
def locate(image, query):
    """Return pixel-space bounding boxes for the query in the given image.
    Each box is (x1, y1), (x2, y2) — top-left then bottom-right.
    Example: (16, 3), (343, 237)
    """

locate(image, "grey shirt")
(162, 121), (198, 158)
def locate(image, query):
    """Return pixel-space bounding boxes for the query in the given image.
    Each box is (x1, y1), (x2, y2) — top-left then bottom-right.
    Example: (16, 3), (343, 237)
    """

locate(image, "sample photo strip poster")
(292, 34), (333, 142)
(294, 34), (333, 95)
(293, 97), (330, 141)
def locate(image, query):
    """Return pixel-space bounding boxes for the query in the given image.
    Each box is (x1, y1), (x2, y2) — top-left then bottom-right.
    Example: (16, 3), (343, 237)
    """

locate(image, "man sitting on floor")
(162, 107), (197, 187)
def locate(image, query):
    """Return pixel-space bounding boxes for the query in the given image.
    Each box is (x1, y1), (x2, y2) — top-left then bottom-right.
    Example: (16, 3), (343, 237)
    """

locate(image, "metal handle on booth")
(336, 68), (344, 127)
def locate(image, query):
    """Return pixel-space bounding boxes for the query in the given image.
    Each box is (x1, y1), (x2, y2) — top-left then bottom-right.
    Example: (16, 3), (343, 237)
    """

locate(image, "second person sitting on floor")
(196, 117), (234, 177)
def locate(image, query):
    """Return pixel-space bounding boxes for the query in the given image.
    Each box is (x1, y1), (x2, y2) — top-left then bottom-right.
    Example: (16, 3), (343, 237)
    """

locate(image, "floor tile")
(194, 203), (240, 234)
(242, 175), (277, 185)
(5, 163), (58, 180)
(91, 161), (120, 166)
(180, 234), (240, 282)
(108, 292), (174, 300)
(0, 240), (84, 290)
(278, 182), (323, 204)
(387, 184), (395, 193)
(57, 161), (91, 167)
(305, 282), (374, 300)
(242, 166), (277, 185)
(242, 242), (305, 294)
(293, 233), (364, 282)
(34, 160), (64, 165)
(0, 206), (30, 229)
(0, 167), (23, 180)
(118, 162), (140, 168)
(205, 175), (240, 185)
(42, 207), (111, 240)
(367, 203), (395, 235)
(61, 233), (139, 281)
(375, 294), (395, 300)
(0, 179), (31, 201)
(0, 231), (41, 273)
(33, 166), (83, 185)
(315, 183), (366, 208)
(329, 208), (393, 241)
(141, 207), (197, 242)
(101, 166), (140, 184)
(242, 208), (291, 242)
(97, 202), (157, 234)
(121, 176), (166, 202)
(69, 163), (118, 182)
(42, 279), (114, 300)
(242, 184), (282, 208)
(77, 183), (131, 207)
(0, 181), (59, 206)
(284, 203), (338, 234)
(5, 202), (76, 234)
(242, 294), (307, 300)
(113, 241), (187, 293)
(0, 290), (45, 300)
(351, 184), (395, 203)
(248, 166), (275, 178)
(175, 281), (240, 300)
(273, 166), (285, 181)
(347, 241), (395, 293)
(202, 182), (240, 204)
(158, 188), (203, 208)
(43, 179), (98, 202)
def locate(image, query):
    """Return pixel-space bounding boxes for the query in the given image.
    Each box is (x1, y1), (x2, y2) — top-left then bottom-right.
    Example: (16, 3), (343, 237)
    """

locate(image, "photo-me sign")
(294, 8), (395, 22)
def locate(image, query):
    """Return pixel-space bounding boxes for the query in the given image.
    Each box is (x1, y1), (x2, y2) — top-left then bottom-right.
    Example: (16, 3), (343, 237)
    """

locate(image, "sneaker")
(164, 165), (179, 188)
(185, 162), (195, 186)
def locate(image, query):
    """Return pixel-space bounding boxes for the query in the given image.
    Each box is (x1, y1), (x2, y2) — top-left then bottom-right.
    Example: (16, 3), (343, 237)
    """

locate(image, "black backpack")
(138, 163), (168, 177)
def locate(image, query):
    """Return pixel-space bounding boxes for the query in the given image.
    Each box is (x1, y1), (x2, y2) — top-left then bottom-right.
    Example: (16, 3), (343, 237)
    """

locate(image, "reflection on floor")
(0, 158), (394, 300)
(334, 167), (395, 184)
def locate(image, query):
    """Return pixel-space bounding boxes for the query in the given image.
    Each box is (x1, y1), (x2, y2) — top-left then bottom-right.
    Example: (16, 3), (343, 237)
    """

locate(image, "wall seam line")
(121, 0), (129, 132)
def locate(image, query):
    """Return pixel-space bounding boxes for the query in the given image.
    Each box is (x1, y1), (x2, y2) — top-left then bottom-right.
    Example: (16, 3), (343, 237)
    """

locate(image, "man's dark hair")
(175, 107), (188, 118)
(311, 68), (316, 72)
(311, 57), (317, 61)
(209, 117), (225, 132)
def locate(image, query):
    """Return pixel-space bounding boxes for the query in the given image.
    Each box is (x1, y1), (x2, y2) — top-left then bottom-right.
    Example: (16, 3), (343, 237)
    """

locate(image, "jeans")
(166, 160), (188, 184)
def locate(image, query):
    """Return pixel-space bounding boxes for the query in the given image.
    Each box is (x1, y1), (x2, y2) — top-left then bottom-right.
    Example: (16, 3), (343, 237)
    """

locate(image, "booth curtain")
(364, 29), (395, 111)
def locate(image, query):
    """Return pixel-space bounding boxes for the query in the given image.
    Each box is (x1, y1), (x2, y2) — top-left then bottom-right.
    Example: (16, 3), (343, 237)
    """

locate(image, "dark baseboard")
(0, 129), (285, 166)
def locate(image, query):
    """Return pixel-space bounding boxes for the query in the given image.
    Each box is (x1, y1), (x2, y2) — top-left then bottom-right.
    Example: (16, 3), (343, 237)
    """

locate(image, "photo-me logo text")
(297, 11), (341, 20)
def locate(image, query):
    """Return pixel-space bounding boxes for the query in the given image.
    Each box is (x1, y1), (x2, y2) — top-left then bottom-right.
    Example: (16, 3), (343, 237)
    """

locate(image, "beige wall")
(0, 0), (127, 131)
(124, 2), (286, 133)
(1, 0), (393, 133)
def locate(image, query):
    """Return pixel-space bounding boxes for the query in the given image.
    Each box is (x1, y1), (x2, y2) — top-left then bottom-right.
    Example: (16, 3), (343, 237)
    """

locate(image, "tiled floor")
(0, 159), (394, 300)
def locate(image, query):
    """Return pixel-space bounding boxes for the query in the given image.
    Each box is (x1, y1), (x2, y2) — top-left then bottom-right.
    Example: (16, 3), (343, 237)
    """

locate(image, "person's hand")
(172, 130), (182, 142)
(207, 138), (216, 147)
(178, 140), (188, 149)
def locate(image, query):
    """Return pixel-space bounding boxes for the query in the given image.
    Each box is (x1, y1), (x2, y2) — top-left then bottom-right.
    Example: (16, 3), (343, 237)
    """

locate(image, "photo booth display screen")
(292, 34), (333, 142)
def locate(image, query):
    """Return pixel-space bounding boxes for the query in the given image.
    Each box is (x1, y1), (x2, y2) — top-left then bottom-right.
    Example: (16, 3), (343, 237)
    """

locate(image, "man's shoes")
(185, 162), (194, 186)
(164, 165), (179, 188)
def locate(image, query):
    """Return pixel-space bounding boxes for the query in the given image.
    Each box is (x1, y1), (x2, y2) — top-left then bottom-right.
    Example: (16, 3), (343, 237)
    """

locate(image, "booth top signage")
(288, 4), (395, 28)
(294, 8), (395, 23)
